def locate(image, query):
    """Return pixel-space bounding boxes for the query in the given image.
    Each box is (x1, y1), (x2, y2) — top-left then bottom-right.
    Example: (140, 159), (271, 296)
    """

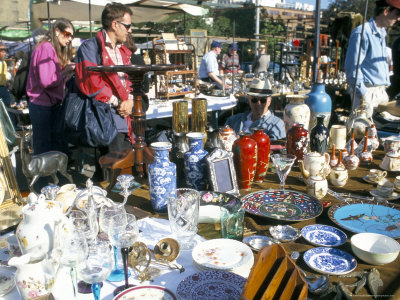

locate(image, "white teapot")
(301, 152), (330, 181)
(299, 160), (328, 199)
(16, 194), (67, 261)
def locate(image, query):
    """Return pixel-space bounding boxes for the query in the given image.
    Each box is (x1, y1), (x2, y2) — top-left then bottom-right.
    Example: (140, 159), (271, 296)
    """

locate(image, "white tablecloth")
(0, 218), (250, 300)
(146, 93), (237, 120)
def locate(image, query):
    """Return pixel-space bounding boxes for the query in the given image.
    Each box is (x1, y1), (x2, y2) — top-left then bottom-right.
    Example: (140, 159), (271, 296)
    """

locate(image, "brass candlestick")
(172, 100), (189, 133)
(191, 98), (207, 134)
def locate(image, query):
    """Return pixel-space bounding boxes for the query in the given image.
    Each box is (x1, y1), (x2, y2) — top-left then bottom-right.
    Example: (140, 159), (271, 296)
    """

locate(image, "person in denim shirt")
(345, 0), (400, 117)
(225, 78), (285, 141)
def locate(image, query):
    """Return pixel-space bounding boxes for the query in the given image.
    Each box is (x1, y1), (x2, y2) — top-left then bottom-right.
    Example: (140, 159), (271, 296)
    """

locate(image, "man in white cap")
(225, 78), (285, 140)
(199, 40), (228, 89)
(345, 0), (400, 117)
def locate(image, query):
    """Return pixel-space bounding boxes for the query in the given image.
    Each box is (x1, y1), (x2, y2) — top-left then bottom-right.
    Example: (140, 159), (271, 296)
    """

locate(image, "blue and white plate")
(303, 247), (357, 275)
(301, 224), (347, 247)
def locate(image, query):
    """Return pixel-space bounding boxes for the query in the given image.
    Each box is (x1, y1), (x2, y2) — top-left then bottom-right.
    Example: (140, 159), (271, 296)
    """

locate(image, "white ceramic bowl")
(351, 233), (400, 265)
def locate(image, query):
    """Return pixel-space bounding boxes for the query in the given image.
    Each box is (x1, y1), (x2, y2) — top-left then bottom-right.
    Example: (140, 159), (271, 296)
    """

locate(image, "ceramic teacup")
(368, 169), (387, 183)
(376, 179), (394, 197)
(7, 234), (22, 257)
(394, 176), (400, 191)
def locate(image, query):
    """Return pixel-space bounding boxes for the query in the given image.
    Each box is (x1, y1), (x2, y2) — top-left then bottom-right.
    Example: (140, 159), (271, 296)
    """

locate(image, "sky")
(290, 0), (331, 9)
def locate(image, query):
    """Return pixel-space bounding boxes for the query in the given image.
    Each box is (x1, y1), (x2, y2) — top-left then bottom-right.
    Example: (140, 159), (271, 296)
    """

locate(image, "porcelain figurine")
(16, 195), (66, 262)
(8, 253), (56, 300)
(148, 142), (177, 213)
(219, 125), (237, 152)
(310, 115), (329, 154)
(283, 94), (311, 131)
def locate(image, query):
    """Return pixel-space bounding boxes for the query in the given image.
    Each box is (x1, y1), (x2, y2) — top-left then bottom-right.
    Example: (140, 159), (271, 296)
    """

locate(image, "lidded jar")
(219, 125), (237, 152)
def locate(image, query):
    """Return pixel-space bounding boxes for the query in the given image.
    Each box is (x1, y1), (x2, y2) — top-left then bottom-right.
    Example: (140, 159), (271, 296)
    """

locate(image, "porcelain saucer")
(369, 190), (400, 201)
(362, 175), (381, 185)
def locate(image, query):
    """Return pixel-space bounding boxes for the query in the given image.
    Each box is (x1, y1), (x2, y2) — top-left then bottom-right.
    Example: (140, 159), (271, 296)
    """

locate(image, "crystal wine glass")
(99, 204), (127, 282)
(271, 154), (296, 190)
(167, 188), (200, 250)
(76, 241), (113, 300)
(108, 213), (139, 295)
(69, 210), (99, 245)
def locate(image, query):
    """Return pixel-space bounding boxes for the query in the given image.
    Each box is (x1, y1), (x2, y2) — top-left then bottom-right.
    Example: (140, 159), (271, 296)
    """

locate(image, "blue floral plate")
(301, 224), (347, 247)
(303, 247), (357, 275)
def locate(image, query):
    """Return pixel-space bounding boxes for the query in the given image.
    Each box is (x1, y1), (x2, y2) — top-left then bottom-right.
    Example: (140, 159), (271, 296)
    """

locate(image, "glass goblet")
(99, 204), (127, 282)
(108, 213), (139, 295)
(167, 188), (200, 250)
(69, 210), (99, 245)
(76, 241), (113, 300)
(271, 154), (297, 190)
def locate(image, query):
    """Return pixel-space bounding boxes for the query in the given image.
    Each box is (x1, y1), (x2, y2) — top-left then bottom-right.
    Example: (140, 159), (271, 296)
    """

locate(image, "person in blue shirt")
(345, 0), (400, 117)
(199, 40), (228, 89)
(225, 78), (285, 141)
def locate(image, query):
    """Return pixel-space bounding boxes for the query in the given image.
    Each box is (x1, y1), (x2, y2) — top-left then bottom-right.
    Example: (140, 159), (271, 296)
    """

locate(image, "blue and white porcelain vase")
(184, 132), (208, 190)
(148, 142), (176, 213)
(306, 83), (332, 131)
(310, 115), (330, 154)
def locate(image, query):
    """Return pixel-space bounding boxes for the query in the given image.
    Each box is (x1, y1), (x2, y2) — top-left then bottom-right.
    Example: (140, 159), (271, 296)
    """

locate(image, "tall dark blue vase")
(306, 83), (332, 131)
(148, 142), (177, 213)
(184, 132), (208, 190)
(310, 115), (330, 154)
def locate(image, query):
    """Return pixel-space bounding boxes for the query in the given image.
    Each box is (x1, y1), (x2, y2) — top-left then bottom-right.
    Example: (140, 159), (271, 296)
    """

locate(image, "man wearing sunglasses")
(345, 0), (400, 118)
(0, 43), (11, 107)
(76, 2), (135, 154)
(225, 78), (285, 140)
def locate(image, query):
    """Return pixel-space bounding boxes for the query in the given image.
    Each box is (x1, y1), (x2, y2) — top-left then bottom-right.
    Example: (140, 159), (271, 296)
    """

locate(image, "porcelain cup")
(376, 179), (394, 197)
(394, 176), (400, 191)
(368, 169), (387, 183)
(329, 125), (347, 150)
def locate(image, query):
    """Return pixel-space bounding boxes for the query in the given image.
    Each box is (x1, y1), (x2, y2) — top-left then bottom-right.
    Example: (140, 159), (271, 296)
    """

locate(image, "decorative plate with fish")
(328, 200), (400, 238)
(241, 190), (323, 221)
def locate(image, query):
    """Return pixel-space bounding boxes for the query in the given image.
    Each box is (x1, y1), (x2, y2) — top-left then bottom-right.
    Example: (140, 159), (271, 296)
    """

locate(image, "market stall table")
(1, 149), (399, 300)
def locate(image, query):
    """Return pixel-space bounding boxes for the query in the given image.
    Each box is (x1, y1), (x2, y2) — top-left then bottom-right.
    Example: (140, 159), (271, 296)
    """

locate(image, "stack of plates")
(192, 239), (254, 276)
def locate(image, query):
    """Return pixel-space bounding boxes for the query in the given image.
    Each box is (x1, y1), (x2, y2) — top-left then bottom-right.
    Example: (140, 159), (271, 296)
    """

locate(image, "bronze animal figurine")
(20, 130), (73, 194)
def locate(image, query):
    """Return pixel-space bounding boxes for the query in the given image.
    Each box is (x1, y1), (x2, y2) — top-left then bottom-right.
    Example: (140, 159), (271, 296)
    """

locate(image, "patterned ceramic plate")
(192, 239), (253, 271)
(328, 200), (400, 238)
(301, 224), (347, 247)
(303, 247), (357, 275)
(241, 189), (323, 221)
(176, 270), (246, 300)
(0, 267), (15, 296)
(113, 285), (176, 300)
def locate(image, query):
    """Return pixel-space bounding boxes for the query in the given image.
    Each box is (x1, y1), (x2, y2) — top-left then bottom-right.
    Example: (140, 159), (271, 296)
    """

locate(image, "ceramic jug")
(16, 195), (66, 262)
(8, 253), (56, 300)
(302, 152), (330, 179)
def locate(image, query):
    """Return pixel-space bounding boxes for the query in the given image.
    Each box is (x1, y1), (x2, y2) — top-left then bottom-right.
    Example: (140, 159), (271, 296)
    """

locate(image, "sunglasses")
(61, 30), (74, 39)
(0, 48), (6, 52)
(251, 97), (267, 104)
(117, 21), (131, 30)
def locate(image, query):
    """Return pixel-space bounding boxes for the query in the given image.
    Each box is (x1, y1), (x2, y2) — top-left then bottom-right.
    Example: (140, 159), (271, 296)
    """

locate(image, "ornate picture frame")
(205, 148), (240, 196)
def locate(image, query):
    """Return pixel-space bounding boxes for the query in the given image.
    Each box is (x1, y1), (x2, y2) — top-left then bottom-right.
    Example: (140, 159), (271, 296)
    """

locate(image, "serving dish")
(113, 285), (176, 300)
(328, 200), (400, 238)
(241, 189), (323, 221)
(303, 247), (357, 275)
(301, 224), (347, 247)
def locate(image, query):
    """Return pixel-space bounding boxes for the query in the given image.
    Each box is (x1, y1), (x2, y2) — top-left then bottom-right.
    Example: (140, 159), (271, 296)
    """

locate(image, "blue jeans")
(0, 86), (11, 106)
(28, 102), (69, 156)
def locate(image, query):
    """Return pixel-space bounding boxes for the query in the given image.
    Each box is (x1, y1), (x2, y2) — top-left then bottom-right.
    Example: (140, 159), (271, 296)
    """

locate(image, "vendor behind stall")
(199, 40), (229, 90)
(220, 43), (240, 74)
(225, 78), (285, 140)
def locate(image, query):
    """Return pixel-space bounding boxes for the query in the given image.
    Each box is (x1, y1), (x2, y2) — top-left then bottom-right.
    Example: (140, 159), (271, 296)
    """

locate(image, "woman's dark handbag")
(56, 92), (117, 147)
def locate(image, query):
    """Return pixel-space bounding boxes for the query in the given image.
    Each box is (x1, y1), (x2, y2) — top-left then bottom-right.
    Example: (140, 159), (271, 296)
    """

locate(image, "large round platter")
(303, 247), (357, 275)
(176, 270), (246, 300)
(192, 239), (253, 271)
(328, 200), (400, 238)
(301, 224), (347, 247)
(241, 189), (323, 221)
(113, 285), (176, 300)
(0, 266), (15, 296)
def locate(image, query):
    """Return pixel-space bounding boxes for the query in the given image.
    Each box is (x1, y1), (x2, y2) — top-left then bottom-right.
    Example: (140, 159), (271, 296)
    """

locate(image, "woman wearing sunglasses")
(26, 18), (75, 155)
(225, 78), (286, 141)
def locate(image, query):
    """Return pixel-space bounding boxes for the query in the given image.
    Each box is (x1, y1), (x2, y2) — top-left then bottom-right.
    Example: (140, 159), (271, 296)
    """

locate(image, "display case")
(152, 35), (197, 99)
